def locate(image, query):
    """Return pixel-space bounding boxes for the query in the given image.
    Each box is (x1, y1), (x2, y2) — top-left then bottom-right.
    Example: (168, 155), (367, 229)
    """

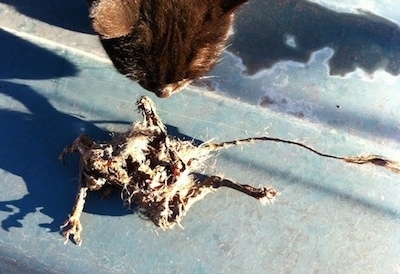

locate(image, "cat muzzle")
(155, 80), (192, 98)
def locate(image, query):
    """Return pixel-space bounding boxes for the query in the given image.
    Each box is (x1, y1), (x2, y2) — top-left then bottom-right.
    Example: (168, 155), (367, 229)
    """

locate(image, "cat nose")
(139, 81), (170, 98)
(154, 80), (191, 98)
(155, 86), (173, 98)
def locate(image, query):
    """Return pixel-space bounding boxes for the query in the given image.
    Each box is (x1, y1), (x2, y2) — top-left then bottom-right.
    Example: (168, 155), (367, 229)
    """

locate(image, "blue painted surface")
(0, 1), (399, 273)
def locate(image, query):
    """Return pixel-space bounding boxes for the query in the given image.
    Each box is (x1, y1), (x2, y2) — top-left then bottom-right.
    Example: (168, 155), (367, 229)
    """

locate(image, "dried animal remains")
(60, 96), (400, 245)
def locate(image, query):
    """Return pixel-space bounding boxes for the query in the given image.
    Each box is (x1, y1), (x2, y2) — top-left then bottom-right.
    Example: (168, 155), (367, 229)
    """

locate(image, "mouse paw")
(60, 216), (83, 246)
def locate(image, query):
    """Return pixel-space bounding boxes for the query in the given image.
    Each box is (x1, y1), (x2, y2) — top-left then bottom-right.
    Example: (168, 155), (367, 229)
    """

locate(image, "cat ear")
(219, 0), (249, 13)
(89, 0), (139, 39)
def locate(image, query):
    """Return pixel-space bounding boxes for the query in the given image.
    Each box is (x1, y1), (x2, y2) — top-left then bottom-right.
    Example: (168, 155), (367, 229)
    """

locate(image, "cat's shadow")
(0, 0), (93, 34)
(0, 27), (124, 232)
(230, 0), (400, 76)
(0, 80), (114, 232)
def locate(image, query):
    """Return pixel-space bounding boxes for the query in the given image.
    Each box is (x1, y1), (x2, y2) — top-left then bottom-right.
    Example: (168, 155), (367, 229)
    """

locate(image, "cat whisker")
(198, 75), (219, 80)
(222, 43), (232, 52)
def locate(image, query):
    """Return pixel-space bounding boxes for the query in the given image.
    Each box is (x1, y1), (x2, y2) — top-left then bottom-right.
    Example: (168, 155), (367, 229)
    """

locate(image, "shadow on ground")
(231, 0), (400, 76)
(0, 0), (93, 33)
